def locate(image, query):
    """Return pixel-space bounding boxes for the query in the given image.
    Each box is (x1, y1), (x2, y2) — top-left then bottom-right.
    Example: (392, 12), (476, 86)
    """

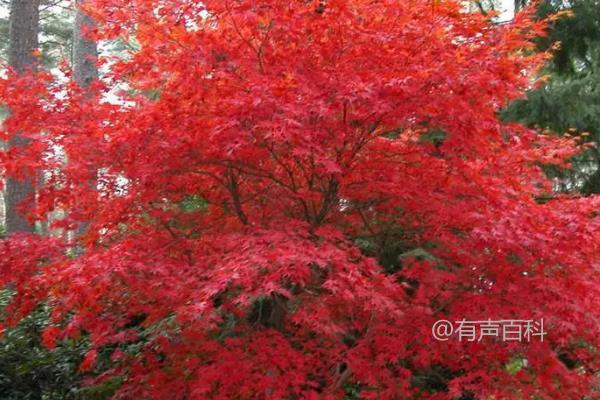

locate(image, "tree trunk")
(73, 0), (98, 88)
(73, 0), (98, 239)
(5, 0), (40, 234)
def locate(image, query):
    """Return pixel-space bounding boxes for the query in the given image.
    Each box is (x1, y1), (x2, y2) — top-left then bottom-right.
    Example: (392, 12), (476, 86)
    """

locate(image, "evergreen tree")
(0, 1), (73, 70)
(4, 0), (41, 234)
(503, 0), (600, 194)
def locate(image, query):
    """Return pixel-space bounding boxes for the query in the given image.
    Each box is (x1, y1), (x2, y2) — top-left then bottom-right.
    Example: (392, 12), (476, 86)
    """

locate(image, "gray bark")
(73, 0), (98, 88)
(5, 0), (40, 234)
(73, 0), (98, 238)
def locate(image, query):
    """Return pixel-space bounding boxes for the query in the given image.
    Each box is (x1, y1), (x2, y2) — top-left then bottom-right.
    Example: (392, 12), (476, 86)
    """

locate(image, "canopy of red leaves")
(1, 0), (599, 399)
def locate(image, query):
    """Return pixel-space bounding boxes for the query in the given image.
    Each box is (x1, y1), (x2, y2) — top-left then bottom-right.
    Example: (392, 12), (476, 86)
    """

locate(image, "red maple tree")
(1, 0), (599, 399)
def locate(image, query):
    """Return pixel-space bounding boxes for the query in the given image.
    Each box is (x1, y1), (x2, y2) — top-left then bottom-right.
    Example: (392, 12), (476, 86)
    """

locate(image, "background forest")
(0, 0), (598, 399)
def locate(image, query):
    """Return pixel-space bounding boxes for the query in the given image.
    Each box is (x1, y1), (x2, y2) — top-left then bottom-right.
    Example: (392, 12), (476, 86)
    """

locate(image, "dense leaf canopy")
(0, 0), (599, 399)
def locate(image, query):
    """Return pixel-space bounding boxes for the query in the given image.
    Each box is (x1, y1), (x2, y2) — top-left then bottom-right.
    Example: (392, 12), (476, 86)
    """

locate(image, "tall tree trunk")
(73, 0), (98, 239)
(73, 0), (98, 88)
(5, 0), (40, 234)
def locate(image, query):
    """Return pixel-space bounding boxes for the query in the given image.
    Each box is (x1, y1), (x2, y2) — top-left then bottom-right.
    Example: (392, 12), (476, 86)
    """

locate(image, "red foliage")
(1, 0), (599, 398)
